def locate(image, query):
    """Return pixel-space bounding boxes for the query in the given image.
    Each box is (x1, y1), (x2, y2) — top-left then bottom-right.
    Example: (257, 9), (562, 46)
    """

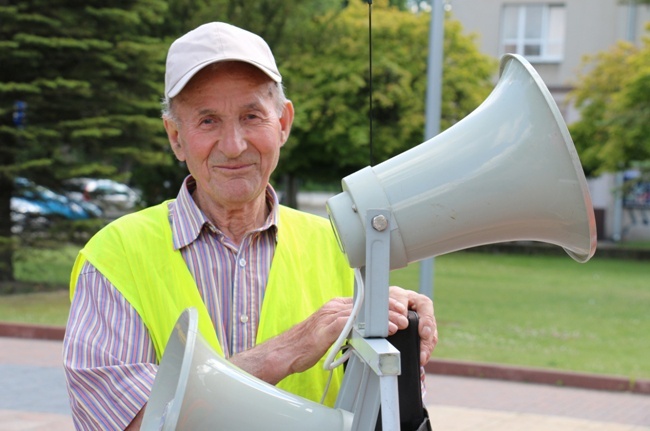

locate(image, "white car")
(64, 178), (141, 219)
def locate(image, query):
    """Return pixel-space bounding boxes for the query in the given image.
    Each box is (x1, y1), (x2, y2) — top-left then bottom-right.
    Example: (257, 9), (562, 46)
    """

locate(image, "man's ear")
(279, 100), (294, 146)
(163, 116), (185, 161)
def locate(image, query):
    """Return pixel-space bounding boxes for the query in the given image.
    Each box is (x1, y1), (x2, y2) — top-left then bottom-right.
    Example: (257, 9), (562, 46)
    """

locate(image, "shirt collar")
(169, 175), (279, 250)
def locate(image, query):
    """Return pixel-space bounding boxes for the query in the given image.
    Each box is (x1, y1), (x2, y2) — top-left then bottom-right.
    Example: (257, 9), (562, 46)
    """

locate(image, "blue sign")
(13, 100), (27, 128)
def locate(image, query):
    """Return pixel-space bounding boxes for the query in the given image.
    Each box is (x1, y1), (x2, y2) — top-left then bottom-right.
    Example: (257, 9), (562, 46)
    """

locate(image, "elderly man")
(63, 22), (437, 430)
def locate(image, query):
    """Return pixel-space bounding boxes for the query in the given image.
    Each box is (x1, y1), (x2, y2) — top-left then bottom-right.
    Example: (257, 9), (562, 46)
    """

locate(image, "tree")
(568, 25), (650, 176)
(276, 1), (496, 199)
(0, 0), (170, 281)
(160, 0), (344, 46)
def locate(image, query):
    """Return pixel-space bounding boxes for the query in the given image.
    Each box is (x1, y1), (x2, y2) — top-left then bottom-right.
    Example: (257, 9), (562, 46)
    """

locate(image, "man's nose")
(219, 121), (247, 157)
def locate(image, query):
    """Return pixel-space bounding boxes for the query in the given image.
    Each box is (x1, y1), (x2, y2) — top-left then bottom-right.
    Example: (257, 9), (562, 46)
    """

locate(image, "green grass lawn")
(1, 245), (649, 380)
(12, 244), (80, 287)
(391, 251), (650, 380)
(0, 244), (79, 325)
(0, 289), (71, 326)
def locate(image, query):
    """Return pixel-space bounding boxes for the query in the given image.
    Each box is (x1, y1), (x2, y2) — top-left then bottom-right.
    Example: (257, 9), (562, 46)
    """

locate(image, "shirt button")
(240, 315), (249, 323)
(238, 258), (246, 267)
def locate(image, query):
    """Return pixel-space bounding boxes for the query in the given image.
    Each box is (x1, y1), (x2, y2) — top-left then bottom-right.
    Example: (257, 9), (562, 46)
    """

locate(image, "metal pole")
(419, 0), (444, 300)
(627, 0), (637, 43)
(612, 1), (638, 242)
(612, 171), (624, 242)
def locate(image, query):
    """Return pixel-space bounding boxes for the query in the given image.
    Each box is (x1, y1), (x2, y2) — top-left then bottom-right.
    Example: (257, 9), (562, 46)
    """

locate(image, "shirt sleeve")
(63, 260), (158, 431)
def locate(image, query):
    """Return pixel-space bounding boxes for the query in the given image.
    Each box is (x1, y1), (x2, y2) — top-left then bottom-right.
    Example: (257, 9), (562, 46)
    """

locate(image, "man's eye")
(200, 118), (216, 125)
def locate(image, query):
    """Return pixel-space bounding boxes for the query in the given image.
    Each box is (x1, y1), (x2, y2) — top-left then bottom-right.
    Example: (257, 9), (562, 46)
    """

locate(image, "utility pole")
(613, 1), (639, 242)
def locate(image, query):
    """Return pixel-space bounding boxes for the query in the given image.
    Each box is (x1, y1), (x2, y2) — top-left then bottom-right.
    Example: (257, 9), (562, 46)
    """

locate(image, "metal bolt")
(371, 214), (388, 231)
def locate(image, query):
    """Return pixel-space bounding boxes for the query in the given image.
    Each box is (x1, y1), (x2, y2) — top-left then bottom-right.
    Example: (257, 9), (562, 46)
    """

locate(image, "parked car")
(63, 178), (141, 219)
(10, 197), (50, 233)
(11, 177), (102, 233)
(14, 177), (96, 219)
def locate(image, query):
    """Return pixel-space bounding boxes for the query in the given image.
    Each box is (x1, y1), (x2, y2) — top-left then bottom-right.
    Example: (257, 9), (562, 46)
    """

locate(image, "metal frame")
(335, 209), (401, 431)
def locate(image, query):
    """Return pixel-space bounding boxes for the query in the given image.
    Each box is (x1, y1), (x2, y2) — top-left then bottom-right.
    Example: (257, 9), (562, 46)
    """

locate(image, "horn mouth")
(327, 53), (596, 268)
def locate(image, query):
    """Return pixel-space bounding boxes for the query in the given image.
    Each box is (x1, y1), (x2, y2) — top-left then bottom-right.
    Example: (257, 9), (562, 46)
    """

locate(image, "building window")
(501, 3), (566, 62)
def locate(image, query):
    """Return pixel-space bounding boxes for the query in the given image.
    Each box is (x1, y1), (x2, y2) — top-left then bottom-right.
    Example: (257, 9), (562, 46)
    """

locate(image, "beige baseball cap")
(164, 22), (282, 99)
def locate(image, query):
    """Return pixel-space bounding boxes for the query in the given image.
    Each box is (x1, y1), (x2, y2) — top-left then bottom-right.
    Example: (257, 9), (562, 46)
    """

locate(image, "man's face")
(164, 62), (293, 212)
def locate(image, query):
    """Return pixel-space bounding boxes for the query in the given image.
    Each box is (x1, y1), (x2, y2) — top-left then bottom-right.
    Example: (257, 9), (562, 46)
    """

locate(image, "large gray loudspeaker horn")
(327, 54), (597, 269)
(140, 307), (353, 431)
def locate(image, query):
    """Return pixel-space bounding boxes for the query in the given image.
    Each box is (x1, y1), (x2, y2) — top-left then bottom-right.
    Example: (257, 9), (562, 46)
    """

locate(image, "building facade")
(446, 0), (650, 241)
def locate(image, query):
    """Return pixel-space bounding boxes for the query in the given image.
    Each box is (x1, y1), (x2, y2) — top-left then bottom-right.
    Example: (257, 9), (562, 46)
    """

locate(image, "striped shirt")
(63, 176), (279, 430)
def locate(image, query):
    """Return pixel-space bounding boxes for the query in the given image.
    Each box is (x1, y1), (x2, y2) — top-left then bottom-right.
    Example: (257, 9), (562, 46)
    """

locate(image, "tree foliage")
(0, 0), (170, 280)
(277, 0), (496, 184)
(568, 25), (650, 176)
(160, 0), (344, 46)
(0, 0), (170, 184)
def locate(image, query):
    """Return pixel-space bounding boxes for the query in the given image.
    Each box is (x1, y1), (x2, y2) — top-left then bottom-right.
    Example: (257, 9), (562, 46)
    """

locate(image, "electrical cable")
(368, 0), (374, 166)
(320, 268), (365, 404)
(323, 268), (365, 371)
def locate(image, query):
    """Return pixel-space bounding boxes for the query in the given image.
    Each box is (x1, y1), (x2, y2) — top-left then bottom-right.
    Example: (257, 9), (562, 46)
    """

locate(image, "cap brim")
(167, 57), (282, 99)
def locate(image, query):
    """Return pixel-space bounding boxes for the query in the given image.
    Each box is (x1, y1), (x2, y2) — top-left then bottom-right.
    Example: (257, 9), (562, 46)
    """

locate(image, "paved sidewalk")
(0, 337), (71, 431)
(1, 336), (649, 430)
(425, 375), (650, 430)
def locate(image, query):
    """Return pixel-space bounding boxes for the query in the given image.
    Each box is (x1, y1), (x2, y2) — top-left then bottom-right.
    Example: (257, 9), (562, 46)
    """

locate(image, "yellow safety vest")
(70, 202), (354, 405)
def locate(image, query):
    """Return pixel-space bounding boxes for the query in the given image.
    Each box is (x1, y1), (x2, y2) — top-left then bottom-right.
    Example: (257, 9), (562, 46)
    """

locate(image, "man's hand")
(230, 287), (437, 384)
(230, 297), (354, 385)
(387, 286), (438, 366)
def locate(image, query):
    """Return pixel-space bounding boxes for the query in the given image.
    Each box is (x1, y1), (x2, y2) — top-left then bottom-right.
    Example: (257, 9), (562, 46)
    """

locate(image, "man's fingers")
(387, 285), (438, 366)
(388, 309), (409, 332)
(418, 312), (438, 365)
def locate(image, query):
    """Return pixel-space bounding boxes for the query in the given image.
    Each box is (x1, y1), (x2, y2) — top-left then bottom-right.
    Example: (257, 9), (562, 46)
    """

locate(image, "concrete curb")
(2, 321), (649, 396)
(0, 322), (66, 341)
(425, 358), (650, 395)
